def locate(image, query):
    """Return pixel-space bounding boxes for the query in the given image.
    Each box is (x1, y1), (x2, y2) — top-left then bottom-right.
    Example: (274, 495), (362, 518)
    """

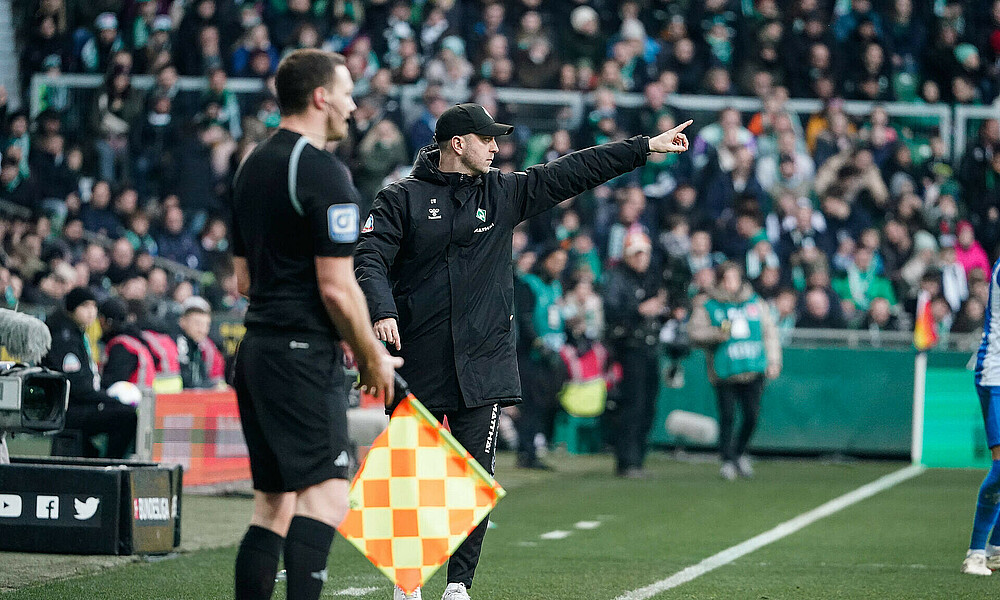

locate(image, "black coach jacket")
(356, 136), (650, 410)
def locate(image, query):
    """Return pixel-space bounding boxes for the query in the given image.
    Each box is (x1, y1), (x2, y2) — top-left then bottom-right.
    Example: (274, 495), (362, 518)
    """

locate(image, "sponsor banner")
(152, 390), (251, 487)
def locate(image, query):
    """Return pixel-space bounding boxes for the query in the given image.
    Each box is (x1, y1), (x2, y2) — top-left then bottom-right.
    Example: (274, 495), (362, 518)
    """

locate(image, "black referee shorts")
(234, 329), (351, 493)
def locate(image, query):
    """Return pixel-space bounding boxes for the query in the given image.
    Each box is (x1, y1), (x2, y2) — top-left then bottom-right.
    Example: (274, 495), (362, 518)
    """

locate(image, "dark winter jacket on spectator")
(156, 230), (201, 269)
(81, 205), (120, 236)
(42, 309), (116, 407)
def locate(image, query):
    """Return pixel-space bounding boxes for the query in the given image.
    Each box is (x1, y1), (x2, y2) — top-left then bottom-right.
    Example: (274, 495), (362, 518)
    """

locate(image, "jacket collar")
(411, 144), (484, 204)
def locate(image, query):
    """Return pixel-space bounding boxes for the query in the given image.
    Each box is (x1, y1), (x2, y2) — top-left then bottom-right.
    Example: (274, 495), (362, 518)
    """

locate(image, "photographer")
(42, 287), (137, 458)
(689, 262), (781, 481)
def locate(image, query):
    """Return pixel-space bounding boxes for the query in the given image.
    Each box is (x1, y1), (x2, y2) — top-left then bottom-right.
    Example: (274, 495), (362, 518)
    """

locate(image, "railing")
(29, 74), (978, 159)
(789, 328), (979, 352)
(954, 104), (1000, 160)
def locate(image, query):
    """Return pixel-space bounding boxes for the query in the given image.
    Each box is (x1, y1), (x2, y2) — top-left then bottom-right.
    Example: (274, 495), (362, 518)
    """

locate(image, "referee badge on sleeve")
(328, 204), (360, 243)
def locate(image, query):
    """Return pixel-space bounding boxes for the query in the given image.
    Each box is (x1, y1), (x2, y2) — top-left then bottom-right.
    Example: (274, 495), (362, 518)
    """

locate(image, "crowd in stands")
(1, 0), (998, 389)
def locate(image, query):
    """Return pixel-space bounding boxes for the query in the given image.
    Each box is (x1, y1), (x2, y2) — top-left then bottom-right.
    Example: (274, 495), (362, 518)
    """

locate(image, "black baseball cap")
(434, 103), (513, 143)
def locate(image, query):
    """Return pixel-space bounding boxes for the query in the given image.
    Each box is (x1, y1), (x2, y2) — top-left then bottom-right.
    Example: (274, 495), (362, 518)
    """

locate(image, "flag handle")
(911, 351), (927, 465)
(387, 372), (413, 413)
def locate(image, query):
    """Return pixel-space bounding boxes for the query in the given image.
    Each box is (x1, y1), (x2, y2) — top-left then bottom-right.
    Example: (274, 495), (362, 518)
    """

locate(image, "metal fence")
(29, 74), (989, 159)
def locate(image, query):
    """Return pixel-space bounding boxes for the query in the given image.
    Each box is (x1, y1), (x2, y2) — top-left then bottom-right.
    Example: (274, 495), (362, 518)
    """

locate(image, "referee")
(230, 49), (401, 600)
(356, 103), (691, 600)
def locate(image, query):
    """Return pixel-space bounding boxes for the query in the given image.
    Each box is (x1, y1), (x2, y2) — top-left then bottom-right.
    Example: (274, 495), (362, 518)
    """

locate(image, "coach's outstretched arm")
(504, 120), (692, 223)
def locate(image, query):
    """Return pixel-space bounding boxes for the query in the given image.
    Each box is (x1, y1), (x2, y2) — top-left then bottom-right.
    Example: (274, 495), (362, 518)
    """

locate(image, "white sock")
(968, 548), (987, 557)
(987, 543), (1000, 556)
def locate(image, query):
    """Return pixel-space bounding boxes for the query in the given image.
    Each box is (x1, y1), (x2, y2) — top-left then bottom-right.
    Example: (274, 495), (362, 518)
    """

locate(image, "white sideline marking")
(331, 587), (380, 596)
(613, 465), (925, 600)
(540, 530), (573, 540)
(575, 521), (602, 530)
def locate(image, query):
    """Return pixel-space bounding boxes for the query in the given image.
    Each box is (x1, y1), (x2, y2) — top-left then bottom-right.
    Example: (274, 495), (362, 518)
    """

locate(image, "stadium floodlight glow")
(0, 362), (69, 434)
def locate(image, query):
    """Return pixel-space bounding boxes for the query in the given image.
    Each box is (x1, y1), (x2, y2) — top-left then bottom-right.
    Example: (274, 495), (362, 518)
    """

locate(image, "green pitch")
(1, 454), (992, 599)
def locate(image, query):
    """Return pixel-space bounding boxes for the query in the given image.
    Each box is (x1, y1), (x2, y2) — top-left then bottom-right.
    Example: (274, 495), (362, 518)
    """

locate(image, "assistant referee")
(356, 103), (692, 600)
(230, 49), (401, 600)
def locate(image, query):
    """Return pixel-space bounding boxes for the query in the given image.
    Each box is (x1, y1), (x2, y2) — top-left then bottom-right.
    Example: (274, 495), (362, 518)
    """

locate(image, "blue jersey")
(975, 258), (1000, 386)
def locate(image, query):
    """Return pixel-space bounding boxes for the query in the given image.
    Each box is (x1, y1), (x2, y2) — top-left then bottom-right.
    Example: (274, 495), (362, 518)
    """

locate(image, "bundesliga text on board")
(133, 496), (177, 523)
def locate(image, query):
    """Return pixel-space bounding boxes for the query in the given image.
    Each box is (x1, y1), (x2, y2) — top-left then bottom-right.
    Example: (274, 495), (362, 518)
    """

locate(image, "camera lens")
(22, 383), (54, 421)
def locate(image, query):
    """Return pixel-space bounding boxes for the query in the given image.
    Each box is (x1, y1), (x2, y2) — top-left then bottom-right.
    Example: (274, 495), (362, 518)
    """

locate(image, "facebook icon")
(36, 495), (59, 520)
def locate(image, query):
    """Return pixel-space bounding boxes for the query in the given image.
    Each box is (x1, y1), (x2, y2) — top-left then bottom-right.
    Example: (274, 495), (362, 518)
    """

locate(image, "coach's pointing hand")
(649, 119), (693, 154)
(374, 317), (401, 350)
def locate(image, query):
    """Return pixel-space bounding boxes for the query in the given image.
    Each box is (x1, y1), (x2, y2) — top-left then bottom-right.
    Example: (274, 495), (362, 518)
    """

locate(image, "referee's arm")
(304, 154), (404, 402)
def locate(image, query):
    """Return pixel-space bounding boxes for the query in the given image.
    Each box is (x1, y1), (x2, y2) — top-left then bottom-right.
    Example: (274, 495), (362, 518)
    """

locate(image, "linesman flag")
(337, 379), (506, 595)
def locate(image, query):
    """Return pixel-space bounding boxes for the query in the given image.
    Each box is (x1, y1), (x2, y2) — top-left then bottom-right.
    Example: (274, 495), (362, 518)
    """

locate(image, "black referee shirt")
(231, 128), (361, 337)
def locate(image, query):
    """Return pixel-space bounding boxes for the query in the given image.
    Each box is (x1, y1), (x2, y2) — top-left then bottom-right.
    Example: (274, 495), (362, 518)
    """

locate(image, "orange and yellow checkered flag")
(337, 392), (506, 594)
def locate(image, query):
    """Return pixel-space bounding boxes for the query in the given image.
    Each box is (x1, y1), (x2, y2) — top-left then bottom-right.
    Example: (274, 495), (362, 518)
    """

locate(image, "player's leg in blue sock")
(973, 385), (1000, 553)
(971, 459), (1000, 552)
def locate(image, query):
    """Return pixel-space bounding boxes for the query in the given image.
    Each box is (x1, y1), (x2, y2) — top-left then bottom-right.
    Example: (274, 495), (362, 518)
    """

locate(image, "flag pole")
(911, 350), (927, 465)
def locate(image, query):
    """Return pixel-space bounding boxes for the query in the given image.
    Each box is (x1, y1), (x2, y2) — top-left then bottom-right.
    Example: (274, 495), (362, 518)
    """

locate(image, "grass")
(0, 453), (990, 599)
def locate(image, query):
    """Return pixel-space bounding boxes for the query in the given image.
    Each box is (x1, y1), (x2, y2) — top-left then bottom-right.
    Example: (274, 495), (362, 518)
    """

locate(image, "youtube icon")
(0, 494), (22, 518)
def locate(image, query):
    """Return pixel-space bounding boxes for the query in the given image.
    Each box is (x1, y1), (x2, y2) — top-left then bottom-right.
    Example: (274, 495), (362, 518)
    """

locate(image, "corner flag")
(913, 290), (938, 352)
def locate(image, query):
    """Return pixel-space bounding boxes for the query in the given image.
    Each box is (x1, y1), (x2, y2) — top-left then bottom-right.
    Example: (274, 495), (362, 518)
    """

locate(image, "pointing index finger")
(672, 119), (694, 133)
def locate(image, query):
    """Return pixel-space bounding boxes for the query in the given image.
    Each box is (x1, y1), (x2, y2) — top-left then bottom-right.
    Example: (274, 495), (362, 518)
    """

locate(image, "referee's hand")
(374, 317), (401, 350)
(358, 346), (404, 408)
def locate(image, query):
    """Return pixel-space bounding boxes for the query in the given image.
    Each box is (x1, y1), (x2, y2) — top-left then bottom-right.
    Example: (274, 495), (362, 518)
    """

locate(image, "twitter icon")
(74, 497), (100, 521)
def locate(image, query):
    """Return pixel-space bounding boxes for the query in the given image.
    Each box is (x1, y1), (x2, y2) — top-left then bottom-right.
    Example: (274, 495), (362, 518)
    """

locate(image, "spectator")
(176, 0), (224, 75)
(515, 38), (560, 89)
(954, 220), (991, 278)
(42, 287), (137, 458)
(514, 245), (567, 470)
(20, 15), (68, 91)
(175, 296), (225, 389)
(603, 231), (665, 478)
(134, 93), (179, 199)
(939, 239), (970, 313)
(99, 296), (156, 389)
(424, 37), (474, 97)
(355, 119), (409, 207)
(80, 180), (119, 236)
(862, 296), (902, 331)
(407, 86), (448, 157)
(156, 206), (201, 269)
(798, 286), (847, 329)
(0, 154), (39, 215)
(78, 12), (123, 74)
(705, 145), (766, 223)
(197, 216), (230, 274)
(953, 296), (987, 334)
(562, 5), (605, 68)
(833, 245), (897, 316)
(89, 67), (144, 184)
(106, 237), (138, 285)
(233, 24), (279, 77)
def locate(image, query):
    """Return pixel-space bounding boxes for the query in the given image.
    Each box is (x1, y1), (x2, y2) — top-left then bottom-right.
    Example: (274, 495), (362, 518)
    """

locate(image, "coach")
(356, 102), (691, 600)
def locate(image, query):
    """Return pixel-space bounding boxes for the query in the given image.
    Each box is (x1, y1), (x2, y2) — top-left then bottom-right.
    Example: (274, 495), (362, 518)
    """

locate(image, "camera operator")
(42, 287), (137, 458)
